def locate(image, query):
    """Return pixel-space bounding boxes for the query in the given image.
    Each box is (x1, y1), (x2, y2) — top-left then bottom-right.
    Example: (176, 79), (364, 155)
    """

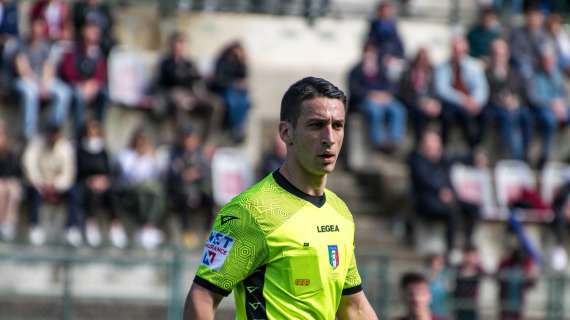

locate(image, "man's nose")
(321, 125), (334, 146)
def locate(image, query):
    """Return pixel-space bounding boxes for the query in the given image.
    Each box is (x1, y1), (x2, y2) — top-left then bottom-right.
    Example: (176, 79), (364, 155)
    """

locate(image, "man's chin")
(319, 163), (336, 174)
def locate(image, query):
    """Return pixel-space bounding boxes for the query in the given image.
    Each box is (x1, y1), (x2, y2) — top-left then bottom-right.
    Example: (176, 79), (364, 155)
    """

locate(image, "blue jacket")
(0, 2), (18, 37)
(435, 56), (489, 107)
(368, 19), (405, 58)
(348, 61), (395, 109)
(527, 69), (566, 108)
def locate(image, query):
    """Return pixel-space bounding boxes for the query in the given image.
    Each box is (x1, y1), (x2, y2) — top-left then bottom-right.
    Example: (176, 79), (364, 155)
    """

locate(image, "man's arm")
(183, 282), (224, 320)
(337, 291), (378, 320)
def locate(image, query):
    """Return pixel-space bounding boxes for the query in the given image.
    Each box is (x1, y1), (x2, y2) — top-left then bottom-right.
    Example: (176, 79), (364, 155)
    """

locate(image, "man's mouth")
(318, 153), (335, 161)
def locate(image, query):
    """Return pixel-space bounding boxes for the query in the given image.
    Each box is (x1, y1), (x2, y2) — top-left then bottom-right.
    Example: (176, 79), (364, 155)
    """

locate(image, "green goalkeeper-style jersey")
(194, 170), (362, 319)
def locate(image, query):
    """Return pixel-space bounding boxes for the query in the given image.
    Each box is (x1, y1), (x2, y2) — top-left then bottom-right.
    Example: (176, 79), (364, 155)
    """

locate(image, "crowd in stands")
(0, 0), (569, 317)
(348, 0), (570, 263)
(0, 0), (254, 249)
(346, 1), (570, 318)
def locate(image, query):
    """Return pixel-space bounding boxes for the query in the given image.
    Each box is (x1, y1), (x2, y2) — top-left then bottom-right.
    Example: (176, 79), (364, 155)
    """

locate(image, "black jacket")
(0, 150), (20, 178)
(77, 146), (111, 182)
(408, 151), (473, 209)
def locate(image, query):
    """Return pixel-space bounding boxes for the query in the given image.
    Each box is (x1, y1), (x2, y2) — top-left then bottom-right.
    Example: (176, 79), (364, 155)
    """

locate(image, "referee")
(184, 77), (378, 319)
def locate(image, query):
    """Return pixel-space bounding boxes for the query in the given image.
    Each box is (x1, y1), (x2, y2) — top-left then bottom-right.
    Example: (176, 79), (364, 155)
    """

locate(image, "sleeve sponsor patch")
(201, 231), (235, 270)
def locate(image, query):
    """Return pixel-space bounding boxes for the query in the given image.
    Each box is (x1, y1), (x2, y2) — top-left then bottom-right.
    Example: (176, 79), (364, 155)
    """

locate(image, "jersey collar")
(272, 170), (326, 208)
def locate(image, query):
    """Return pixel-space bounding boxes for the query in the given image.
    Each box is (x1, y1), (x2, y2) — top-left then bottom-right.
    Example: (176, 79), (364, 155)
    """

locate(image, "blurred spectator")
(483, 38), (532, 160)
(115, 128), (164, 249)
(211, 41), (251, 143)
(490, 0), (524, 17)
(545, 13), (570, 75)
(0, 0), (18, 52)
(0, 0), (18, 91)
(497, 246), (537, 320)
(348, 41), (406, 153)
(398, 272), (445, 320)
(399, 48), (442, 143)
(0, 122), (21, 241)
(526, 47), (570, 167)
(60, 21), (108, 134)
(425, 253), (453, 320)
(155, 31), (222, 140)
(167, 125), (213, 248)
(509, 4), (551, 79)
(367, 1), (405, 60)
(551, 177), (570, 268)
(467, 6), (502, 61)
(258, 133), (286, 178)
(408, 131), (481, 255)
(22, 124), (80, 246)
(13, 17), (71, 141)
(453, 245), (484, 320)
(76, 119), (126, 248)
(435, 36), (489, 149)
(72, 0), (114, 56)
(30, 0), (72, 42)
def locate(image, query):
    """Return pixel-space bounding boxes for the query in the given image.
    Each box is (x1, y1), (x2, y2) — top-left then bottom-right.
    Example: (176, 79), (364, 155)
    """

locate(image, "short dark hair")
(400, 272), (428, 290)
(169, 31), (185, 46)
(463, 243), (478, 253)
(280, 77), (346, 126)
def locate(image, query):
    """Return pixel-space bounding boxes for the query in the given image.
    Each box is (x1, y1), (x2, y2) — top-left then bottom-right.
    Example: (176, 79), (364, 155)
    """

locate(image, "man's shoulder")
(325, 188), (354, 223)
(218, 174), (280, 218)
(220, 173), (307, 234)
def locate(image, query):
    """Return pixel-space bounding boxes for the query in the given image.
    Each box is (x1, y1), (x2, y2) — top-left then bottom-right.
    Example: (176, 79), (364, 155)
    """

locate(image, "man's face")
(173, 39), (186, 57)
(404, 282), (431, 314)
(83, 24), (101, 45)
(183, 134), (200, 151)
(491, 39), (509, 62)
(285, 97), (345, 177)
(452, 37), (468, 60)
(527, 10), (544, 30)
(464, 250), (479, 266)
(482, 12), (498, 29)
(31, 20), (47, 40)
(421, 132), (442, 162)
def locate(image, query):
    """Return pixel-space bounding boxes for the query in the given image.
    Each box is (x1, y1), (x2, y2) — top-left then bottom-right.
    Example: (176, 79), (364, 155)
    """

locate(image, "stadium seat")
(494, 160), (553, 221)
(540, 161), (569, 206)
(108, 47), (158, 108)
(495, 160), (535, 206)
(211, 147), (253, 207)
(450, 163), (498, 219)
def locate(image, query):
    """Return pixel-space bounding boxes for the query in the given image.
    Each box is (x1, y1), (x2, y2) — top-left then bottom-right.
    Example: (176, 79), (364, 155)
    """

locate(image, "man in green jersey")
(184, 77), (378, 319)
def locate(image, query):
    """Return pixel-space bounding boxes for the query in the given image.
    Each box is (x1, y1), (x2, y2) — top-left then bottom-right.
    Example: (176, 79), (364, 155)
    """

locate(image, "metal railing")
(0, 245), (186, 320)
(0, 245), (569, 319)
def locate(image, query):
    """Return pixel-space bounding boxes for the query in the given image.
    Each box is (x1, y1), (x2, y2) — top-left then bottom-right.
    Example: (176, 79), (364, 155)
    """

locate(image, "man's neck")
(279, 162), (326, 197)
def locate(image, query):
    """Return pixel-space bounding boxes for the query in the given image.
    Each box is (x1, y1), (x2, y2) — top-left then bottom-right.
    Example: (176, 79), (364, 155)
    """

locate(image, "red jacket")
(60, 46), (106, 86)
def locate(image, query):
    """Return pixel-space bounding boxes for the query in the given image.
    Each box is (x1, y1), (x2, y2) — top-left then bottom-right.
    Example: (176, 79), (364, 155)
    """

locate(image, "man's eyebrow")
(305, 117), (330, 123)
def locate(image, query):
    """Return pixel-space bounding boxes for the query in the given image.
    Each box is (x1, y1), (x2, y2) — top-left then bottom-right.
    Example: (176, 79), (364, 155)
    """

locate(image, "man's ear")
(278, 121), (293, 146)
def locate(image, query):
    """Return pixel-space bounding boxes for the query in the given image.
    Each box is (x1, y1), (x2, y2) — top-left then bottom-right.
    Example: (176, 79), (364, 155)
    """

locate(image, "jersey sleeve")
(342, 243), (363, 295)
(194, 203), (267, 296)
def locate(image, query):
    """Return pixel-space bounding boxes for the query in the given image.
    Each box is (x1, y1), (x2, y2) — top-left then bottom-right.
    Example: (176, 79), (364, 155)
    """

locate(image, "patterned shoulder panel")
(231, 174), (308, 235)
(324, 189), (355, 224)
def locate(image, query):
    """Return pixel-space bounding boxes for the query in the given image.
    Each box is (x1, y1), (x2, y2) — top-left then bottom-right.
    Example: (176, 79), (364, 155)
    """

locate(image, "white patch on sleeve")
(200, 231), (235, 270)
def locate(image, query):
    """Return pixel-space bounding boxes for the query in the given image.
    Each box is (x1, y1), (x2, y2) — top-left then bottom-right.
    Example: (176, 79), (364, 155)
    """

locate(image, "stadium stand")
(1, 0), (570, 319)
